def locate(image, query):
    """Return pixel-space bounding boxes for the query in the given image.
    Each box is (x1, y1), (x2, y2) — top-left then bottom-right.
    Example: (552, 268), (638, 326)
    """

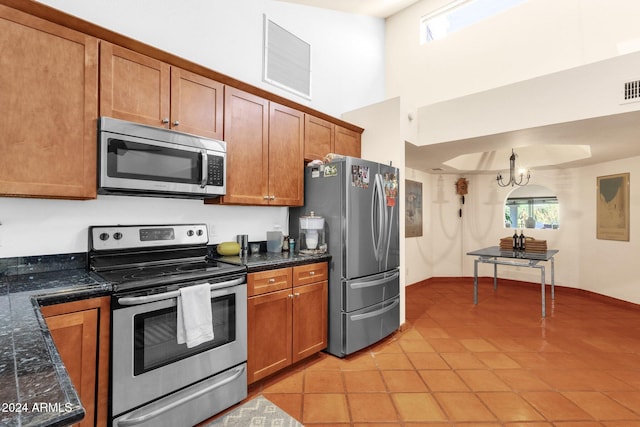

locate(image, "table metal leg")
(493, 263), (497, 290)
(540, 265), (546, 318)
(551, 257), (555, 300)
(474, 258), (479, 304)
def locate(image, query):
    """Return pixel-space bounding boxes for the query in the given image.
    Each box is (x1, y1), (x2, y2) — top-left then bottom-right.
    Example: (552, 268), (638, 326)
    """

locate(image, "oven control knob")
(99, 232), (110, 241)
(113, 232), (123, 240)
(196, 229), (204, 236)
(187, 230), (194, 237)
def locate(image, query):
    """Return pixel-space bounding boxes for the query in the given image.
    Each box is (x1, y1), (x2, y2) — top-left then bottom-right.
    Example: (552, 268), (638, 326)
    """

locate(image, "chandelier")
(496, 149), (530, 187)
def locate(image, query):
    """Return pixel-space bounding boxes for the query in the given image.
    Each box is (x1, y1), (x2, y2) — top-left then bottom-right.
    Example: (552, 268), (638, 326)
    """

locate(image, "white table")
(467, 246), (559, 317)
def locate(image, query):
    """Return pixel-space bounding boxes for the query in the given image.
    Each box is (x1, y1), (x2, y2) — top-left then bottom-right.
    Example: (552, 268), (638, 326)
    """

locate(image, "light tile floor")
(204, 278), (640, 426)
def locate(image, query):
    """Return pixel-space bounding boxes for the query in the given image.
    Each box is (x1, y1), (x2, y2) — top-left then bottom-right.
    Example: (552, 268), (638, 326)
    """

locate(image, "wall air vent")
(622, 79), (640, 104)
(263, 16), (311, 100)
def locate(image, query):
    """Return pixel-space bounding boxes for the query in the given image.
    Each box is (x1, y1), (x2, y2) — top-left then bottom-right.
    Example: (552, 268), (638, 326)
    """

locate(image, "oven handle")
(117, 277), (245, 306)
(115, 364), (246, 427)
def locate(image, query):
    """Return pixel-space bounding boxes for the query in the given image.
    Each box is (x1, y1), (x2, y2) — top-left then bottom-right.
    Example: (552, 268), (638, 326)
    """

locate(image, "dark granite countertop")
(0, 250), (327, 426)
(0, 254), (111, 427)
(215, 251), (332, 273)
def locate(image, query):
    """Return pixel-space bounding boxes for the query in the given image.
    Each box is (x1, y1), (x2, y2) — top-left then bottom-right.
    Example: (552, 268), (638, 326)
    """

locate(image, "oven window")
(107, 138), (201, 183)
(133, 294), (236, 375)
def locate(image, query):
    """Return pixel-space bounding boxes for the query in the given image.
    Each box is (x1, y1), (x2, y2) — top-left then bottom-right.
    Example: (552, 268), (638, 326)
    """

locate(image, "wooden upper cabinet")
(268, 103), (304, 206)
(218, 86), (269, 205)
(304, 115), (335, 161)
(335, 125), (362, 158)
(100, 42), (170, 128)
(100, 42), (223, 139)
(305, 114), (362, 161)
(217, 87), (303, 206)
(170, 67), (224, 139)
(0, 5), (98, 199)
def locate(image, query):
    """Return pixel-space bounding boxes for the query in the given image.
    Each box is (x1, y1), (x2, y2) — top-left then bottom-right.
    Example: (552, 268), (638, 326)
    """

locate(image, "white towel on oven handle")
(177, 283), (214, 348)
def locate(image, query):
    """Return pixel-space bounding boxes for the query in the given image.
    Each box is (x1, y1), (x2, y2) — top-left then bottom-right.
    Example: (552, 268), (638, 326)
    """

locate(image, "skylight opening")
(421, 0), (527, 43)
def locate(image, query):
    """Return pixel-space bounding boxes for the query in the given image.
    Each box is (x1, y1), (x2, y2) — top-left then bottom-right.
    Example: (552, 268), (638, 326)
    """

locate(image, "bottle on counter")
(289, 238), (295, 253)
(512, 229), (519, 250)
(282, 235), (289, 252)
(519, 230), (526, 251)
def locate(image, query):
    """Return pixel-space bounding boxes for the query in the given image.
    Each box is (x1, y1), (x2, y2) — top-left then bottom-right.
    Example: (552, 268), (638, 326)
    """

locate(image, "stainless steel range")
(89, 224), (247, 427)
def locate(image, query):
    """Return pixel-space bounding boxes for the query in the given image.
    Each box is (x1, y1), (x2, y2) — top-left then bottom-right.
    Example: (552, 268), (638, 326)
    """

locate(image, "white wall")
(405, 155), (640, 304)
(36, 0), (385, 118)
(403, 168), (433, 284)
(0, 196), (288, 257)
(386, 0), (640, 116)
(0, 1), (386, 258)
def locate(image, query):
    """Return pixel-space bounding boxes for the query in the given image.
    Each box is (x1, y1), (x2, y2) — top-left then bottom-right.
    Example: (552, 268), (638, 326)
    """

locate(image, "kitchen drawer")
(293, 262), (328, 287)
(248, 267), (292, 296)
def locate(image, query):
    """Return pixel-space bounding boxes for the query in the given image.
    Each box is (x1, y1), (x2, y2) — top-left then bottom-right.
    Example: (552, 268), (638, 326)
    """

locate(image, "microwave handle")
(200, 150), (208, 188)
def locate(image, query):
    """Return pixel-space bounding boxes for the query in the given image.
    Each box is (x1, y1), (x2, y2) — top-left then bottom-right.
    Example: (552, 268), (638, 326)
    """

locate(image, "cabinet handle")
(173, 120), (180, 126)
(270, 195), (276, 200)
(263, 196), (270, 200)
(294, 292), (300, 297)
(309, 271), (315, 276)
(161, 118), (169, 124)
(268, 278), (275, 284)
(288, 294), (294, 299)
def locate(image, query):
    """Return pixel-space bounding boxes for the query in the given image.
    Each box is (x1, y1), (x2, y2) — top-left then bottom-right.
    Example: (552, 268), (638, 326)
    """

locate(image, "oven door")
(111, 277), (247, 419)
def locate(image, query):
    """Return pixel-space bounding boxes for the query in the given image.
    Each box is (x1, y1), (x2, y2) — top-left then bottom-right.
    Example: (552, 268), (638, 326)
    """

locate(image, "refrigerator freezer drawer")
(343, 269), (400, 312)
(343, 297), (400, 355)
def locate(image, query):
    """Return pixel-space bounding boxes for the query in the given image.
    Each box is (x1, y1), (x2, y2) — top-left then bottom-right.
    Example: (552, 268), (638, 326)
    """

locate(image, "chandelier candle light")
(497, 149), (530, 187)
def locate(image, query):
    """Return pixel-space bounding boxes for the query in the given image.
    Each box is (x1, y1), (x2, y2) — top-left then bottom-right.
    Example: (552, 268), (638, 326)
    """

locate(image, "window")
(421, 0), (527, 43)
(504, 185), (559, 230)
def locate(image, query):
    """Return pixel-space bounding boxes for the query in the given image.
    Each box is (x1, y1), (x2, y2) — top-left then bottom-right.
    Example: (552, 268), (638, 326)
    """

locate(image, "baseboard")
(407, 276), (640, 312)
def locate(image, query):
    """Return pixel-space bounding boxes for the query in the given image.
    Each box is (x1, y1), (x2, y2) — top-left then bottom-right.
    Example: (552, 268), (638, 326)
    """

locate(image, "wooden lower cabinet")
(41, 297), (110, 427)
(247, 262), (328, 384)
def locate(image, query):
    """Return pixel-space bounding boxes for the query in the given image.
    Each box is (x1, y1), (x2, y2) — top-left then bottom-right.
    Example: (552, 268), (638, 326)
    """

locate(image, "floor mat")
(205, 395), (303, 426)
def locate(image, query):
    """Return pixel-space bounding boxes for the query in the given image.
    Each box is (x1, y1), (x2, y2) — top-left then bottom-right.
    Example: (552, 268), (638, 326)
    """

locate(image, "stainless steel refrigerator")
(290, 157), (400, 357)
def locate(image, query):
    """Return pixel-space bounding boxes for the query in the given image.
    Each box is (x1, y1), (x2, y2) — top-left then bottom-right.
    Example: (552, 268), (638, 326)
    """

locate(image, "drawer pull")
(309, 271), (315, 276)
(268, 278), (276, 284)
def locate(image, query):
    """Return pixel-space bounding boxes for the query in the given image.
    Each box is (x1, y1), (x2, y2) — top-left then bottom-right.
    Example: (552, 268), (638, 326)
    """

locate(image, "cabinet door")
(45, 310), (98, 427)
(269, 103), (304, 206)
(170, 68), (224, 140)
(335, 125), (361, 158)
(304, 115), (334, 162)
(0, 5), (98, 199)
(100, 42), (171, 128)
(247, 289), (293, 384)
(220, 87), (269, 205)
(41, 297), (110, 427)
(292, 281), (328, 363)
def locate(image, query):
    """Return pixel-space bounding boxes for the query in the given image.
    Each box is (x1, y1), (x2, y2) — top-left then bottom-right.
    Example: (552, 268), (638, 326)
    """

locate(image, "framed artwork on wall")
(405, 179), (423, 237)
(596, 172), (630, 241)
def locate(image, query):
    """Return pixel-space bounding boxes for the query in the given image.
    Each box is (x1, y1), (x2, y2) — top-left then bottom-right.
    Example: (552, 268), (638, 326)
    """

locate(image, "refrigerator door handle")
(349, 298), (400, 321)
(370, 175), (382, 261)
(348, 270), (400, 290)
(372, 174), (386, 261)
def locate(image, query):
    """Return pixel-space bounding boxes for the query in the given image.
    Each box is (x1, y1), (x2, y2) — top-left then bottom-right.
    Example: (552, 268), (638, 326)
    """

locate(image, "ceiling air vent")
(621, 79), (640, 104)
(263, 16), (311, 100)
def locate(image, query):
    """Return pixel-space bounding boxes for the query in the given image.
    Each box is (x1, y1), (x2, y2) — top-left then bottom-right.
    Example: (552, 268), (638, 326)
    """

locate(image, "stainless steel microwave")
(98, 117), (226, 198)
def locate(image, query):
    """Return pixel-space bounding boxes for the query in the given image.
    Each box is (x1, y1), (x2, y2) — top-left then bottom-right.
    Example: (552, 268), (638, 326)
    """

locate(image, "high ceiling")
(280, 0), (640, 174)
(406, 110), (640, 174)
(277, 0), (420, 18)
